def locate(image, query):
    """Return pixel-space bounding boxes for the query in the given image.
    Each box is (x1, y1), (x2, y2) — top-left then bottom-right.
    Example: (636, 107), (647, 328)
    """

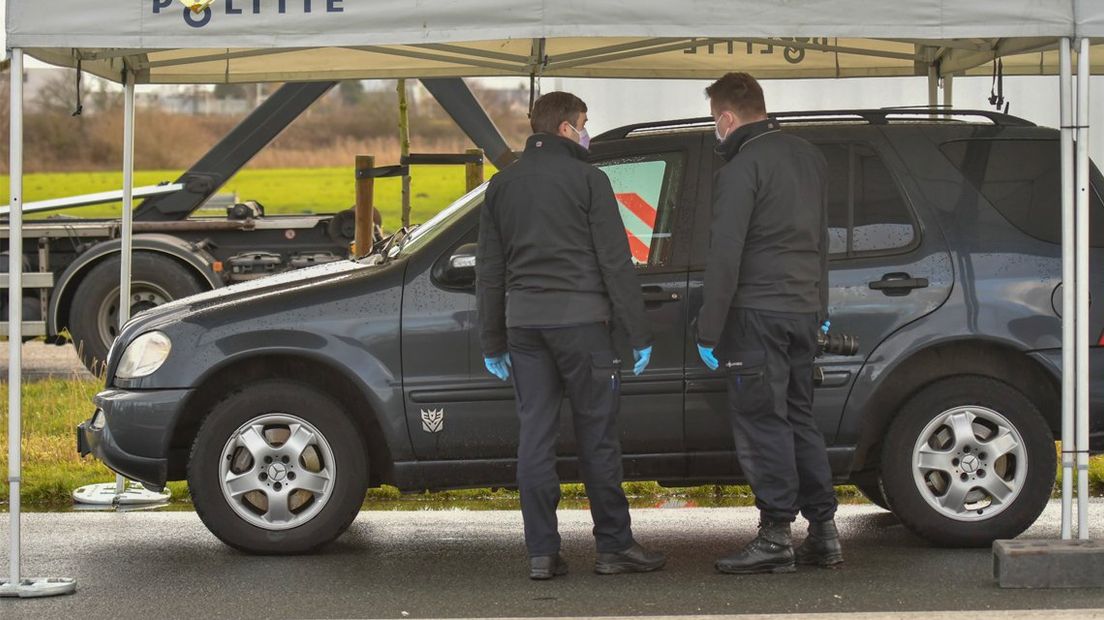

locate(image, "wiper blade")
(379, 226), (412, 262)
(395, 224), (421, 252)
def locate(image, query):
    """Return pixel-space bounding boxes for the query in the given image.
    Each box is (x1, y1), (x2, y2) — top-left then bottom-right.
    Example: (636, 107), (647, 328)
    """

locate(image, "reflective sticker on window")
(603, 160), (668, 265)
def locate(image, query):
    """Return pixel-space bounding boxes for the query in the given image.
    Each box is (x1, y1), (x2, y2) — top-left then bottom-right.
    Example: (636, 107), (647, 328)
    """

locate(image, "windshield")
(391, 183), (486, 257)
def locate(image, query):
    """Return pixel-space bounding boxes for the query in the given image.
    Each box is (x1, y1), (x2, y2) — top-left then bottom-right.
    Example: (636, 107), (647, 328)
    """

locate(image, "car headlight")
(116, 331), (172, 379)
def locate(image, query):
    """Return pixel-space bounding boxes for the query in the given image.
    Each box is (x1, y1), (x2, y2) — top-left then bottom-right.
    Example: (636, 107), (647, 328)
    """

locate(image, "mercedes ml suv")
(79, 109), (1104, 554)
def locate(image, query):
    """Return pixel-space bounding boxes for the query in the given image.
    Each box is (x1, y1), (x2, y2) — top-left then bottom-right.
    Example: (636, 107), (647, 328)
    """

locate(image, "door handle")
(641, 286), (681, 303)
(869, 272), (928, 296)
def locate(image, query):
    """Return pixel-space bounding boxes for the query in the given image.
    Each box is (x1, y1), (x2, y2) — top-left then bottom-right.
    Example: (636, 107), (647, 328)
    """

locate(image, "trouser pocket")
(590, 350), (621, 392)
(725, 350), (770, 413)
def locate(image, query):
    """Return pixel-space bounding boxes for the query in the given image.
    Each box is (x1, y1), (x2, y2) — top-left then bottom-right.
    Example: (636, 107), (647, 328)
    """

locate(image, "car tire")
(881, 375), (1054, 547)
(68, 253), (205, 374)
(188, 380), (368, 554)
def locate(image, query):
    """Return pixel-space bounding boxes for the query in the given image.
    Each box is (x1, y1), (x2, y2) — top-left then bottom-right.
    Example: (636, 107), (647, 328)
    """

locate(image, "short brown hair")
(529, 91), (587, 135)
(706, 72), (767, 118)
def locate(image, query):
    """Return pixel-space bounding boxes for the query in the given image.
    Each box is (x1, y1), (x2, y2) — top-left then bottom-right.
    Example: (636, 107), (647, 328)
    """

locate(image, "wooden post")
(465, 148), (485, 193)
(397, 79), (412, 229)
(354, 155), (375, 256)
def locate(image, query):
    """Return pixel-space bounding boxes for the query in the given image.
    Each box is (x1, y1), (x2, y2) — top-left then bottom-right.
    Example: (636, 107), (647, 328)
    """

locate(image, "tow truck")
(1, 78), (513, 372)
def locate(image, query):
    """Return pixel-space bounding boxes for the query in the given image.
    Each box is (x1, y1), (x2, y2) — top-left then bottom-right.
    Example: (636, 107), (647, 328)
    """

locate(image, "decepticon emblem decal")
(420, 409), (444, 433)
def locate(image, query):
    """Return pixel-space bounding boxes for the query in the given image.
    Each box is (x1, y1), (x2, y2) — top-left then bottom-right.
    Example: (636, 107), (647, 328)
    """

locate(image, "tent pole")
(0, 46), (75, 599)
(1074, 36), (1091, 540)
(7, 46), (26, 591)
(120, 75), (135, 340)
(1058, 37), (1075, 541)
(116, 74), (136, 495)
(942, 73), (953, 109)
(71, 71), (170, 508)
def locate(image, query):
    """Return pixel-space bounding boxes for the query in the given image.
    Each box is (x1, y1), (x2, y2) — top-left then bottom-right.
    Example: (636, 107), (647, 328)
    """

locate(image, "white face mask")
(714, 112), (732, 143)
(568, 123), (591, 149)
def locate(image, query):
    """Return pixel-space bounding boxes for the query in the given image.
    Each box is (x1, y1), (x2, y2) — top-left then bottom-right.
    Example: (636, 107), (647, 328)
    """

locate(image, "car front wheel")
(880, 375), (1055, 547)
(188, 380), (368, 554)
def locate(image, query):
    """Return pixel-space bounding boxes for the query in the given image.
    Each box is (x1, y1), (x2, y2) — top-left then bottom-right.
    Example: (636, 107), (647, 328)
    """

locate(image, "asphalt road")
(1, 501), (1102, 619)
(0, 341), (95, 381)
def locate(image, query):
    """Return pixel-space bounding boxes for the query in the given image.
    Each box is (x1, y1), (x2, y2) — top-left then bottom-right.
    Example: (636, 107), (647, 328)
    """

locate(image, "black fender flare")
(48, 234), (222, 336)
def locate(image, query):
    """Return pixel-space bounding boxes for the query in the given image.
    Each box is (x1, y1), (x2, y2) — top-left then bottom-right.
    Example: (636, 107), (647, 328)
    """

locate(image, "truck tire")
(68, 253), (205, 374)
(880, 375), (1054, 547)
(188, 380), (369, 554)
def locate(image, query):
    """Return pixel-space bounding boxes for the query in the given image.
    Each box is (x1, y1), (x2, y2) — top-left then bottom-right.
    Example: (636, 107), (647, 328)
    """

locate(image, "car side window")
(939, 138), (1104, 248)
(596, 152), (685, 268)
(818, 142), (918, 258)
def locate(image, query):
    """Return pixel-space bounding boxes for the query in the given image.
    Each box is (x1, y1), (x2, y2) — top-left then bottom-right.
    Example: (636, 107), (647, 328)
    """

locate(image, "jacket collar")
(524, 133), (589, 161)
(715, 117), (781, 161)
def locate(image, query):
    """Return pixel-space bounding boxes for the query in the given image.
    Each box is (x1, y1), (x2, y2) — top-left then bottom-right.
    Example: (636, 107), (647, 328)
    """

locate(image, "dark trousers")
(507, 323), (634, 557)
(720, 308), (838, 524)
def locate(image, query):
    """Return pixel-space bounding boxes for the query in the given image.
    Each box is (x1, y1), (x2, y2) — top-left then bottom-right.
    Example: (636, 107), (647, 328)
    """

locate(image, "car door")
(556, 134), (700, 472)
(404, 134), (700, 466)
(682, 126), (953, 478)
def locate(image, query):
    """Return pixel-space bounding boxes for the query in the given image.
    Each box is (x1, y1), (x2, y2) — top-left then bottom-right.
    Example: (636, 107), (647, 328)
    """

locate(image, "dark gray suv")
(78, 109), (1104, 554)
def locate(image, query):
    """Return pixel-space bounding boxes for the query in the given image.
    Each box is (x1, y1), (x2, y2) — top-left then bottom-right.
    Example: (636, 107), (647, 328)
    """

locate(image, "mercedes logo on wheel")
(267, 462), (288, 481)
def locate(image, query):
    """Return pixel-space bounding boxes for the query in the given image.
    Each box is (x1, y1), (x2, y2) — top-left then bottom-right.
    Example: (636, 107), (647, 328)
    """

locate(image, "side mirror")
(442, 243), (478, 286)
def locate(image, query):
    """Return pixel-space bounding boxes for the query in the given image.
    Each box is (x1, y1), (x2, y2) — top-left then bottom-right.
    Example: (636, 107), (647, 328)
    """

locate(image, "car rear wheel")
(881, 375), (1054, 547)
(68, 253), (205, 374)
(188, 380), (368, 554)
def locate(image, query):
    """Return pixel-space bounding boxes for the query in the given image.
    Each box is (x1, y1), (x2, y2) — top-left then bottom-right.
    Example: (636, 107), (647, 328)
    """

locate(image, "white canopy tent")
(3, 0), (1102, 597)
(4, 0), (1104, 83)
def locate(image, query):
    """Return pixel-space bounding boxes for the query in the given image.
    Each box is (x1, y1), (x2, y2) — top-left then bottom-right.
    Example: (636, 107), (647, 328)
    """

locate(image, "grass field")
(1, 378), (1102, 510)
(0, 165), (493, 231)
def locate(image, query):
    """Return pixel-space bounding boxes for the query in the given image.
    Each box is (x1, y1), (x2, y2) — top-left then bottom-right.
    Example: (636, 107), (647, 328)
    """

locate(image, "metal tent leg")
(1, 47), (77, 599)
(1074, 37), (1091, 541)
(70, 72), (170, 509)
(1059, 37), (1075, 541)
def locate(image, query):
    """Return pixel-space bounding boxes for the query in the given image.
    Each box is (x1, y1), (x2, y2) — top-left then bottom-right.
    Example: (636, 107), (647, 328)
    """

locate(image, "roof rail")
(594, 108), (1036, 141)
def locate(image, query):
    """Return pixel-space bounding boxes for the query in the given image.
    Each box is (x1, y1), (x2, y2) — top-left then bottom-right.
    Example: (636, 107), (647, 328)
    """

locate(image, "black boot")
(594, 541), (667, 575)
(715, 521), (795, 575)
(529, 553), (569, 580)
(795, 520), (843, 568)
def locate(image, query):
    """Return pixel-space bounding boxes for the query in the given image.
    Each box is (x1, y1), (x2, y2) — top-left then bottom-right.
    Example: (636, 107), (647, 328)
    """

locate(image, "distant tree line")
(0, 71), (532, 173)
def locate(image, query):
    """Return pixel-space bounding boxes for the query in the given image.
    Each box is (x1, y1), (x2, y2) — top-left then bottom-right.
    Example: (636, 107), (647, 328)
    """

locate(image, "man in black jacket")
(477, 91), (666, 580)
(696, 73), (842, 574)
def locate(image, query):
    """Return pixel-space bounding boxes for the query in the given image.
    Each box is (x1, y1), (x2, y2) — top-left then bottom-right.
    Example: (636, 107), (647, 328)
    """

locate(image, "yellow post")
(465, 148), (485, 193)
(354, 155), (375, 256)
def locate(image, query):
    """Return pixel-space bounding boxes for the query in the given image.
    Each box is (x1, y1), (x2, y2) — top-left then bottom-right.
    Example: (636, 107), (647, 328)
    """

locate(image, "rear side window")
(818, 142), (918, 258)
(596, 152), (684, 267)
(939, 138), (1104, 247)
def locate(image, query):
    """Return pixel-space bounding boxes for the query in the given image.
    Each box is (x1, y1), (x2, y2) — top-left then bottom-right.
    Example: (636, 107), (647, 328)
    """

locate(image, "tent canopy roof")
(6, 0), (1104, 83)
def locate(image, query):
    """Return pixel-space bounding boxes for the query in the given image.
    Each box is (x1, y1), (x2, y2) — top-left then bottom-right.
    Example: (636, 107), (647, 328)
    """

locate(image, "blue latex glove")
(632, 346), (653, 376)
(484, 354), (511, 381)
(821, 320), (831, 334)
(697, 343), (719, 371)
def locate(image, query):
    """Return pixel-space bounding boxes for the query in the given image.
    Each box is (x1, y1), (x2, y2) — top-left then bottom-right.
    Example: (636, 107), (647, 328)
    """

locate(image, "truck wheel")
(188, 380), (368, 554)
(68, 253), (204, 373)
(880, 376), (1054, 547)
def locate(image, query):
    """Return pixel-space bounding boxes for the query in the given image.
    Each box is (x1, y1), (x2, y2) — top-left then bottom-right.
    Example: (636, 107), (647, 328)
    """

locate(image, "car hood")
(122, 258), (381, 333)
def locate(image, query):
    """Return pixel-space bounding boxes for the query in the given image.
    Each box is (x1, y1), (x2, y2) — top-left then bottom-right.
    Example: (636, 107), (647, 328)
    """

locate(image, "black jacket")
(477, 134), (652, 357)
(696, 118), (829, 347)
